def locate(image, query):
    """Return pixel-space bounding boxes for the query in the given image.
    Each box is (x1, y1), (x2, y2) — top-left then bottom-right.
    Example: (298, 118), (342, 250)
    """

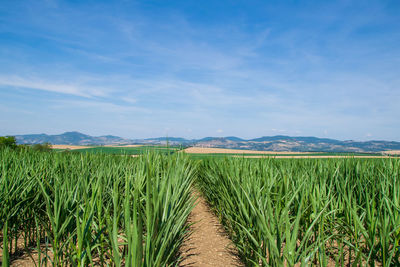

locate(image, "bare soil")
(180, 192), (243, 267)
(0, 236), (53, 267)
(1, 192), (242, 267)
(382, 150), (400, 155)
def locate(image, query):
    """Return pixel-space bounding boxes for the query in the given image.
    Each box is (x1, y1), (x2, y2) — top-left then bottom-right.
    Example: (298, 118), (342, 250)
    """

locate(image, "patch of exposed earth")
(382, 150), (400, 155)
(180, 191), (243, 267)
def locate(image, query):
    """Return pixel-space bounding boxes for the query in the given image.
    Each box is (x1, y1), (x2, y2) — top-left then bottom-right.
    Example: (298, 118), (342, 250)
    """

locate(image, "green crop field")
(186, 152), (383, 160)
(59, 145), (183, 155)
(198, 157), (400, 266)
(0, 148), (195, 266)
(53, 145), (383, 159)
(1, 147), (399, 266)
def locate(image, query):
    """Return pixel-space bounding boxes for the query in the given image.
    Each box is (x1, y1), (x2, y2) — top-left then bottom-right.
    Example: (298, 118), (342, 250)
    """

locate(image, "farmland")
(52, 145), (389, 159)
(198, 157), (400, 266)
(183, 147), (386, 160)
(53, 145), (183, 155)
(0, 148), (195, 266)
(1, 146), (399, 266)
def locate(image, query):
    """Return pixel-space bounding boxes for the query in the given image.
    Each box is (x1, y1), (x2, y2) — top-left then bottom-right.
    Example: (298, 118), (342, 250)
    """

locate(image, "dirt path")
(2, 192), (241, 267)
(180, 192), (242, 267)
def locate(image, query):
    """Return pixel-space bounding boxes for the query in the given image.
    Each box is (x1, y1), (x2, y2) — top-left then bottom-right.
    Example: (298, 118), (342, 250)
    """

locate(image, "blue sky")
(1, 0), (399, 140)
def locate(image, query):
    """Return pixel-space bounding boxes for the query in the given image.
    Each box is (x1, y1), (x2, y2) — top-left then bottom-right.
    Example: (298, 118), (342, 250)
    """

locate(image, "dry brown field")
(382, 150), (400, 155)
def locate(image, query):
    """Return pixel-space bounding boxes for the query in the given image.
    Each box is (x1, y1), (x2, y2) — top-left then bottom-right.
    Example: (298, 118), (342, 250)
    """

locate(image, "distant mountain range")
(15, 132), (130, 146)
(13, 131), (400, 153)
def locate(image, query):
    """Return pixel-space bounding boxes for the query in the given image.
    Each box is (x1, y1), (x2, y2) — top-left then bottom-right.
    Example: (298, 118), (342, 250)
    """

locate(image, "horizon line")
(8, 131), (400, 143)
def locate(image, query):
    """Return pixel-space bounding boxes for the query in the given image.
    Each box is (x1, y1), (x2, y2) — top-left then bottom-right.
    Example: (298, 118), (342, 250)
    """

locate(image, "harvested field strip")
(382, 150), (400, 155)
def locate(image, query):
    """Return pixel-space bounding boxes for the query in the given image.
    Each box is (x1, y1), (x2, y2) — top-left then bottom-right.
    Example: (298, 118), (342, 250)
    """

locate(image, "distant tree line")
(0, 136), (52, 152)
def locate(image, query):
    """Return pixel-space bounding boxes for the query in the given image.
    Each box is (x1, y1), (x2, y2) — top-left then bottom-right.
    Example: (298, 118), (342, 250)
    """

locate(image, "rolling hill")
(13, 132), (400, 153)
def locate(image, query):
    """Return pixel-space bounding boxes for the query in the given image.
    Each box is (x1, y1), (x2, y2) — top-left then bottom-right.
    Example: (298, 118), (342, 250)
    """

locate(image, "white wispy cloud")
(0, 75), (110, 98)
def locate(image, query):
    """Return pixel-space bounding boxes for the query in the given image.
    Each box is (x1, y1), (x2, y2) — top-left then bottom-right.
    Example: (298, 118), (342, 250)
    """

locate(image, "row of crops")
(198, 158), (400, 266)
(1, 148), (399, 266)
(68, 146), (182, 156)
(0, 148), (195, 266)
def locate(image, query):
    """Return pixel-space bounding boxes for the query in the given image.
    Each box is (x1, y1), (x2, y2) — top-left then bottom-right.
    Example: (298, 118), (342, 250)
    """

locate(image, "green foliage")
(0, 136), (17, 149)
(1, 146), (399, 266)
(0, 149), (195, 266)
(197, 158), (400, 266)
(31, 142), (52, 152)
(73, 145), (180, 155)
(187, 152), (381, 160)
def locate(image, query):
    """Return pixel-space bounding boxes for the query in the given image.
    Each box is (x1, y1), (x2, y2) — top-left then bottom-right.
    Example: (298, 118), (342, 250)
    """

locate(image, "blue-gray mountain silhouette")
(14, 132), (400, 152)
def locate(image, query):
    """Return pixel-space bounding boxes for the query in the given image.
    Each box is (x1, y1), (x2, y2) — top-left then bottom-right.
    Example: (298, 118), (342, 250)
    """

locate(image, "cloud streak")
(0, 75), (110, 98)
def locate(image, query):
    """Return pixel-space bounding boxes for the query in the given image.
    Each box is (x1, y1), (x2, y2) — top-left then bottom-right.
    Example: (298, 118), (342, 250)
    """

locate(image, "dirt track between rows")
(180, 191), (242, 267)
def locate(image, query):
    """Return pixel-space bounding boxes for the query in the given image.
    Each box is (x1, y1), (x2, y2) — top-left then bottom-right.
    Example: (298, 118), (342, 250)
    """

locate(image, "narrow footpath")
(180, 191), (243, 267)
(2, 191), (243, 267)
